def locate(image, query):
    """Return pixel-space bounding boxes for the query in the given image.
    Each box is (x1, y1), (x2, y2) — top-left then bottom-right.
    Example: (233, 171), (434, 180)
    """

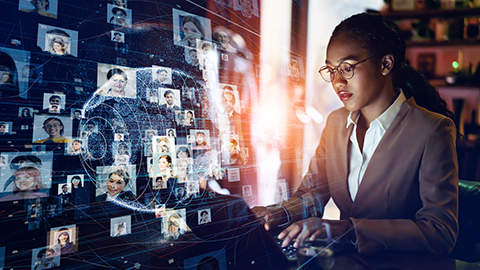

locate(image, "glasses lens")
(319, 67), (333, 82)
(339, 62), (354, 80)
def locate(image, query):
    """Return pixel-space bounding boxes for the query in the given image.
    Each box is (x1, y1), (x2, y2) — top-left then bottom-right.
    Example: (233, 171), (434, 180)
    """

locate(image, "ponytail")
(393, 64), (455, 121)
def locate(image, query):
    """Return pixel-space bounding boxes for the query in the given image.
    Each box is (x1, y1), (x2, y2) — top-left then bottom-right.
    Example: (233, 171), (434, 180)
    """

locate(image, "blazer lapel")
(352, 99), (412, 209)
(332, 113), (355, 215)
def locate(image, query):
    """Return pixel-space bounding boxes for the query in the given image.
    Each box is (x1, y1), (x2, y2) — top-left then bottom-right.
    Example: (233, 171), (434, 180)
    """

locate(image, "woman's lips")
(338, 91), (352, 101)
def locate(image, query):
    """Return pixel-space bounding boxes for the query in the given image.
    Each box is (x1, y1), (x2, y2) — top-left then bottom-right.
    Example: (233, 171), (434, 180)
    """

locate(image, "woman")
(48, 37), (68, 56)
(53, 228), (74, 255)
(103, 68), (128, 97)
(96, 170), (135, 202)
(179, 16), (205, 48)
(0, 166), (47, 201)
(176, 146), (191, 159)
(34, 117), (71, 144)
(20, 108), (32, 118)
(183, 110), (195, 127)
(156, 137), (170, 153)
(20, 0), (56, 18)
(109, 7), (130, 27)
(259, 13), (458, 255)
(157, 154), (172, 176)
(193, 131), (209, 150)
(1, 72), (13, 84)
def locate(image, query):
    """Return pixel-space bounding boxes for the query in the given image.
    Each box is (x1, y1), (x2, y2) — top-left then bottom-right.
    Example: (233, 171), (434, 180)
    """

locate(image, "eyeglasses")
(318, 55), (375, 83)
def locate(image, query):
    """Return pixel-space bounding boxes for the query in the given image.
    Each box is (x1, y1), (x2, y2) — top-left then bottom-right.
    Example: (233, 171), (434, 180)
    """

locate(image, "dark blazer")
(283, 97), (458, 254)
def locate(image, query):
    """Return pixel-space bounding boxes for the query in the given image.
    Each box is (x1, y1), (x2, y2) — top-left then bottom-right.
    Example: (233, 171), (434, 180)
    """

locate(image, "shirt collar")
(346, 89), (406, 129)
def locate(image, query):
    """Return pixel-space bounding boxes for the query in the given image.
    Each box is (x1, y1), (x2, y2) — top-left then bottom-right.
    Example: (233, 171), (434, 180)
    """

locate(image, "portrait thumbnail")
(67, 174), (85, 188)
(19, 0), (58, 19)
(113, 0), (127, 8)
(172, 9), (212, 65)
(0, 122), (12, 135)
(48, 225), (77, 255)
(227, 167), (240, 182)
(152, 66), (172, 85)
(242, 184), (252, 197)
(57, 182), (71, 195)
(197, 208), (211, 225)
(166, 128), (176, 138)
(110, 215), (131, 237)
(153, 175), (168, 190)
(182, 110), (195, 127)
(107, 4), (131, 27)
(175, 145), (191, 159)
(0, 47), (31, 99)
(196, 40), (218, 71)
(219, 83), (240, 116)
(71, 108), (83, 121)
(37, 24), (79, 57)
(42, 93), (66, 113)
(159, 88), (181, 109)
(97, 63), (137, 98)
(95, 165), (136, 202)
(152, 136), (175, 155)
(190, 129), (210, 150)
(111, 31), (125, 43)
(233, 0), (259, 18)
(172, 9), (212, 48)
(152, 153), (174, 178)
(32, 115), (72, 144)
(31, 246), (60, 270)
(18, 107), (33, 118)
(163, 208), (188, 240)
(146, 88), (158, 103)
(0, 152), (53, 202)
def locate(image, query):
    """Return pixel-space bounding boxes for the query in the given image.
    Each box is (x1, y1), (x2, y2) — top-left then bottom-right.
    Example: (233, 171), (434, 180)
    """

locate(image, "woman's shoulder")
(403, 97), (454, 127)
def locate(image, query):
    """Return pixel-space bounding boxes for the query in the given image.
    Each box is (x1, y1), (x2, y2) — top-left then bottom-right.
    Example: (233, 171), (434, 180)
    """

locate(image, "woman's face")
(158, 157), (170, 170)
(326, 33), (385, 113)
(217, 32), (229, 46)
(14, 171), (37, 191)
(169, 224), (178, 234)
(110, 74), (127, 95)
(34, 0), (47, 10)
(53, 42), (63, 54)
(72, 179), (80, 187)
(183, 21), (203, 45)
(22, 109), (30, 116)
(196, 134), (205, 145)
(1, 73), (9, 82)
(106, 173), (126, 196)
(158, 71), (168, 82)
(72, 141), (81, 151)
(44, 119), (63, 138)
(114, 11), (126, 23)
(177, 150), (188, 159)
(114, 0), (125, 7)
(58, 233), (68, 245)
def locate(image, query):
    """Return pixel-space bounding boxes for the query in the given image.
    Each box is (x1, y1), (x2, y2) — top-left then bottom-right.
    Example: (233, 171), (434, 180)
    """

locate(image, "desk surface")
(290, 250), (480, 270)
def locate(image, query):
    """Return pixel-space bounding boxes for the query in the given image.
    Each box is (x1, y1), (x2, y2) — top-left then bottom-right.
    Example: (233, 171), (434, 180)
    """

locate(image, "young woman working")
(256, 12), (458, 255)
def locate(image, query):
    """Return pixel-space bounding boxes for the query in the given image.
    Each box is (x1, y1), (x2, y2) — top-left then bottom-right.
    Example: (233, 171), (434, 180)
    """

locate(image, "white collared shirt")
(347, 90), (406, 201)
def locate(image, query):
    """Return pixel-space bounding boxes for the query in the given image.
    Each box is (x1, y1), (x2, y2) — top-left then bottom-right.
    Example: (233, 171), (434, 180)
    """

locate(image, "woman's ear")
(381, 54), (394, 75)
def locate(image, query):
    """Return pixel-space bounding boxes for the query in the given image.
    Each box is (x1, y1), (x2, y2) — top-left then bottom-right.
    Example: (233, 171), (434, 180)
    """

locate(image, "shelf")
(374, 7), (480, 19)
(406, 39), (480, 47)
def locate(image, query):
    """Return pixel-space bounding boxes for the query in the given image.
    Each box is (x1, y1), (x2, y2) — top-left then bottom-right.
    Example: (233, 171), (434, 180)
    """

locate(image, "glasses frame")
(318, 55), (376, 83)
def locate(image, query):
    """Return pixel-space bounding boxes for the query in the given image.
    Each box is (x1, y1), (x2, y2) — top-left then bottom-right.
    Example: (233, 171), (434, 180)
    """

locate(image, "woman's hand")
(251, 206), (289, 231)
(278, 218), (354, 248)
